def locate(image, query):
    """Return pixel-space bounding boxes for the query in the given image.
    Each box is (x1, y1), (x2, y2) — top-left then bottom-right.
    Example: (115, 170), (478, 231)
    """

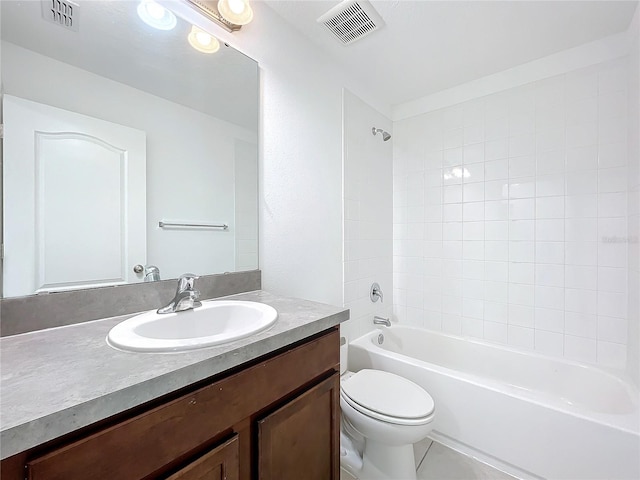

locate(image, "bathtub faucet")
(373, 316), (391, 327)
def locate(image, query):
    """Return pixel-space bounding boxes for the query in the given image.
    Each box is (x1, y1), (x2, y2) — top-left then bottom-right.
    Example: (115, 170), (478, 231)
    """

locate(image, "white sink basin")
(107, 300), (278, 353)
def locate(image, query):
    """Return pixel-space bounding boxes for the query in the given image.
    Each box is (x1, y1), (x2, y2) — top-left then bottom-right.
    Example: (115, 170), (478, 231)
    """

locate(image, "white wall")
(342, 90), (393, 341)
(235, 140), (259, 271)
(168, 1), (391, 307)
(2, 41), (256, 281)
(392, 46), (637, 370)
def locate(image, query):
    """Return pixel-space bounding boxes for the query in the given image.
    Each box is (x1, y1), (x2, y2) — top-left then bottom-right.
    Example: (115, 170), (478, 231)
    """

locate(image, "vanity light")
(188, 25), (220, 54)
(137, 0), (177, 30)
(217, 0), (253, 26)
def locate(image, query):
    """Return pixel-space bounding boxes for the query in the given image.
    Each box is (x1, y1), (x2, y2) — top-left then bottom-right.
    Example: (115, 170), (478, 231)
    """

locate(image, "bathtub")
(348, 326), (640, 480)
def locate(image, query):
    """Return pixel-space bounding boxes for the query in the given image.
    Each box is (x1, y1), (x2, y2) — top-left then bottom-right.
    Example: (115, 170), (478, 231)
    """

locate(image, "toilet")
(340, 337), (435, 480)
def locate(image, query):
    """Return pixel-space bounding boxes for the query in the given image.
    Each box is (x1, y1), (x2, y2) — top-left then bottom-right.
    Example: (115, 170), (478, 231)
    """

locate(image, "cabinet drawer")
(166, 435), (239, 480)
(26, 329), (339, 480)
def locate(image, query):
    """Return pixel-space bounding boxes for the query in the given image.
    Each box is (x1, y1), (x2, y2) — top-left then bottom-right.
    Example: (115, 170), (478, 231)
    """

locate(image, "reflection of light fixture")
(443, 166), (471, 180)
(137, 0), (177, 30)
(188, 25), (220, 54)
(217, 0), (253, 25)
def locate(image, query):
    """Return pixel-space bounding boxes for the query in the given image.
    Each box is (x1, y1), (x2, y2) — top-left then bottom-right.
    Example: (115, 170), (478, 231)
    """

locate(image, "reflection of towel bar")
(159, 221), (228, 230)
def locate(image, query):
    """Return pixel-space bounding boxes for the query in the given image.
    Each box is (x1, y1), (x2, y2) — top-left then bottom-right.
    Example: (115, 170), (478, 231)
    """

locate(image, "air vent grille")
(317, 0), (384, 46)
(41, 0), (79, 31)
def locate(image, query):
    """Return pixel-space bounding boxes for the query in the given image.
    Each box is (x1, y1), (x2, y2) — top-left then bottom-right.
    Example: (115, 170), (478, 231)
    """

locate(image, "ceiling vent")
(41, 0), (79, 31)
(317, 0), (385, 46)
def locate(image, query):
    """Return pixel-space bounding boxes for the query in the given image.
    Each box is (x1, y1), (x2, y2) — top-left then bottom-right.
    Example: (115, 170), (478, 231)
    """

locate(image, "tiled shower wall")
(393, 56), (638, 370)
(342, 90), (393, 342)
(627, 25), (640, 385)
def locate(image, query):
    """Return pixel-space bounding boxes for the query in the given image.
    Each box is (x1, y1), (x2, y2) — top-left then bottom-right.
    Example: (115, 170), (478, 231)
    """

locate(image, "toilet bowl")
(340, 338), (435, 480)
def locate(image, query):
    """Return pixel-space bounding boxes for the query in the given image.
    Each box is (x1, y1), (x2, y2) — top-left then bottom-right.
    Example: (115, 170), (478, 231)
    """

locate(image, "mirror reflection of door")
(3, 95), (147, 297)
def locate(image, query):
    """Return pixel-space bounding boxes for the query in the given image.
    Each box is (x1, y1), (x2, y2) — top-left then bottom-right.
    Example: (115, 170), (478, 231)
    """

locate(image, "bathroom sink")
(107, 300), (278, 353)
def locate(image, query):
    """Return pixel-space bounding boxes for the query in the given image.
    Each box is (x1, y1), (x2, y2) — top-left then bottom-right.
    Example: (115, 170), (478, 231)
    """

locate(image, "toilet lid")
(341, 369), (434, 419)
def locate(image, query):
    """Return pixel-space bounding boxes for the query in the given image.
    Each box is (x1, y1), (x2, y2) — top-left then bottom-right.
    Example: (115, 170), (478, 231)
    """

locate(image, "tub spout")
(374, 316), (391, 327)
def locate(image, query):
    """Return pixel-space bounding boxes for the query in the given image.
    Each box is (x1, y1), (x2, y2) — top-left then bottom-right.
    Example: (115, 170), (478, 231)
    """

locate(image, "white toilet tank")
(340, 336), (348, 375)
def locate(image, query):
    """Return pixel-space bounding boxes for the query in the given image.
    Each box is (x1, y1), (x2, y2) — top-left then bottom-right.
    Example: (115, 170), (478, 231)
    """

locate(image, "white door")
(3, 94), (147, 297)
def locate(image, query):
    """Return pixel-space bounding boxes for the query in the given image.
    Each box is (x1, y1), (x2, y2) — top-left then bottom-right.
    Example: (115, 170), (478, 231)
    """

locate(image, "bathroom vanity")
(0, 290), (348, 480)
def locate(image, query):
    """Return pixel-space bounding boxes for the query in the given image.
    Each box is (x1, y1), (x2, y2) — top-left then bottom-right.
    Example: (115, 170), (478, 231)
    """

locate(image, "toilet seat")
(340, 369), (435, 426)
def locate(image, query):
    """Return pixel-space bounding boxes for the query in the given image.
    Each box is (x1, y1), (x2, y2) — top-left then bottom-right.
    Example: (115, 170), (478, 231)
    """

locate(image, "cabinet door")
(166, 435), (239, 480)
(257, 374), (339, 480)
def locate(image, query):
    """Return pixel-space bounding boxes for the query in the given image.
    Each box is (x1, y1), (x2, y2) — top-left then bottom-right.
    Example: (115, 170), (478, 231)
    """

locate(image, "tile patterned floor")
(341, 438), (518, 480)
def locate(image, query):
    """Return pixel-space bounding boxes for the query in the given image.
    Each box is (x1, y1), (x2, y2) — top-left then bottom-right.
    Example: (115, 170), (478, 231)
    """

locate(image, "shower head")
(372, 127), (391, 142)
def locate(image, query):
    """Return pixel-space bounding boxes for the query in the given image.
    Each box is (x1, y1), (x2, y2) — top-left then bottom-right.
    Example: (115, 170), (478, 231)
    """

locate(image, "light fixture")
(217, 0), (253, 26)
(188, 25), (220, 54)
(137, 0), (177, 30)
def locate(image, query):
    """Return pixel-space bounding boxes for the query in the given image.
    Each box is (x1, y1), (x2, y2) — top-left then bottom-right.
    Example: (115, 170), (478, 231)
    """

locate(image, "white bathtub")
(349, 326), (640, 480)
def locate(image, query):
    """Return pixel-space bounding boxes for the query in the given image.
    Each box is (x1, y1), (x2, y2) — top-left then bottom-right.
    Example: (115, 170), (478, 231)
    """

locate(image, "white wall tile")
(535, 285), (565, 310)
(509, 199), (535, 219)
(510, 220), (534, 241)
(598, 142), (628, 169)
(536, 219), (565, 241)
(565, 265), (598, 290)
(537, 149), (565, 175)
(565, 218), (597, 241)
(484, 221), (508, 241)
(485, 159), (509, 180)
(597, 266), (627, 293)
(508, 325), (534, 349)
(566, 194), (597, 218)
(443, 185), (462, 203)
(443, 203), (463, 222)
(536, 242), (565, 264)
(535, 264), (565, 287)
(485, 261), (509, 282)
(566, 146), (598, 172)
(463, 297), (484, 319)
(509, 283), (535, 306)
(510, 262), (535, 284)
(484, 321), (508, 343)
(598, 192), (627, 217)
(597, 291), (627, 319)
(565, 311), (597, 338)
(536, 174), (565, 197)
(463, 183), (484, 202)
(565, 288), (598, 314)
(597, 341), (627, 368)
(485, 281), (509, 303)
(463, 202), (485, 221)
(486, 138), (508, 161)
(565, 335), (597, 363)
(566, 170), (598, 195)
(464, 143), (485, 164)
(597, 315), (628, 343)
(535, 330), (564, 356)
(392, 56), (636, 370)
(599, 167), (628, 193)
(535, 307), (564, 333)
(509, 177), (536, 199)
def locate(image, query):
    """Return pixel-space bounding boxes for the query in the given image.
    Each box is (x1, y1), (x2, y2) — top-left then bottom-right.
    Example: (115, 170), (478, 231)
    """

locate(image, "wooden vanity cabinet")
(1, 328), (340, 480)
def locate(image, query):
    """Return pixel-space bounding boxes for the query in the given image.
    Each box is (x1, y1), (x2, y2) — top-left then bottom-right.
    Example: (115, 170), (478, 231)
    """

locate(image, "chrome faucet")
(374, 316), (391, 327)
(144, 265), (161, 282)
(157, 274), (202, 314)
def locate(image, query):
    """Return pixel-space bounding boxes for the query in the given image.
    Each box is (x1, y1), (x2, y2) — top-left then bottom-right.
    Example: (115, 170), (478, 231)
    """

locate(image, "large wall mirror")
(1, 0), (259, 298)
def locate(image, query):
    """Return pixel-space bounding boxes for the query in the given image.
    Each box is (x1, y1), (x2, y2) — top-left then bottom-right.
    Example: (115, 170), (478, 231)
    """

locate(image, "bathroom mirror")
(1, 0), (259, 298)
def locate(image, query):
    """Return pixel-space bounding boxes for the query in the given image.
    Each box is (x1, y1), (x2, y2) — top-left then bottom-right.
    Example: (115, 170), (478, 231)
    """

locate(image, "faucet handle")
(177, 273), (199, 292)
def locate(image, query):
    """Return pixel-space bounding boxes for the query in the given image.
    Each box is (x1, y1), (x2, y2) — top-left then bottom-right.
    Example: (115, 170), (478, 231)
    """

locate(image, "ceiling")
(264, 0), (638, 108)
(1, 0), (259, 130)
